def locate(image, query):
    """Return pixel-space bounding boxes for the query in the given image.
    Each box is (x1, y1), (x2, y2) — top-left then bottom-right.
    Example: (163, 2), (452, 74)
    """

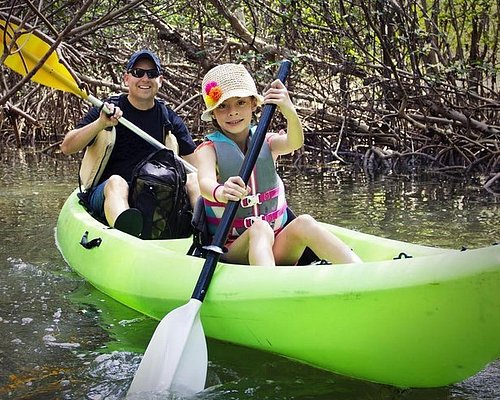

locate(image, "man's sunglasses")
(127, 68), (161, 79)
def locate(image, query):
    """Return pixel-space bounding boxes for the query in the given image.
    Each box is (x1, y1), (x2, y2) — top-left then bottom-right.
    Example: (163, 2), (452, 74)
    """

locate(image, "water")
(0, 148), (499, 399)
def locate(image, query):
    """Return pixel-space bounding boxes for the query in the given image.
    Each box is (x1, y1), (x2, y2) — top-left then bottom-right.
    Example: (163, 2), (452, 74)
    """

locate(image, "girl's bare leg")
(223, 220), (276, 266)
(103, 175), (131, 226)
(274, 214), (361, 265)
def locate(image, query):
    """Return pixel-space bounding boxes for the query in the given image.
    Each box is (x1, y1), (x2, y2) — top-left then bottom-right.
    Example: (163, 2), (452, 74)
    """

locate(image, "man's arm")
(61, 102), (122, 155)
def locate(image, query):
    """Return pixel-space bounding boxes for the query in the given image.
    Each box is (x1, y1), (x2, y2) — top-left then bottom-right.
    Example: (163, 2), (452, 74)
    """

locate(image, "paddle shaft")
(86, 95), (197, 174)
(192, 60), (292, 302)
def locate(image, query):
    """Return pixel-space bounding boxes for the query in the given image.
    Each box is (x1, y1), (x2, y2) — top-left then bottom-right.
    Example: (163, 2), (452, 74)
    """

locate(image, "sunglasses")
(128, 68), (161, 79)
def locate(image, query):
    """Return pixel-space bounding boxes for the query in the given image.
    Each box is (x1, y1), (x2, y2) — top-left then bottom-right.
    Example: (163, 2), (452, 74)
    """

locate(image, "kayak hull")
(56, 190), (500, 388)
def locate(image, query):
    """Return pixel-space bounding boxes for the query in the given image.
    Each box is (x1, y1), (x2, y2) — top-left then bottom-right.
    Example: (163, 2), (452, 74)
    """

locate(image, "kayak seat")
(188, 197), (211, 258)
(77, 190), (108, 225)
(187, 197), (321, 265)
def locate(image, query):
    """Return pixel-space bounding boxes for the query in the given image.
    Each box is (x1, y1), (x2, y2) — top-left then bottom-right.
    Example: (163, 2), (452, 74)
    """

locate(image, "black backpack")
(129, 148), (193, 239)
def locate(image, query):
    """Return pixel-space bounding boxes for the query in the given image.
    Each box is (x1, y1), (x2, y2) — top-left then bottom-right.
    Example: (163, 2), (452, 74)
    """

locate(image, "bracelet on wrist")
(212, 184), (224, 203)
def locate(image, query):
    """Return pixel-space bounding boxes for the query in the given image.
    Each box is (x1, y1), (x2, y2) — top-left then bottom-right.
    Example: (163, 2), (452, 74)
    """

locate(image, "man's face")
(124, 58), (163, 102)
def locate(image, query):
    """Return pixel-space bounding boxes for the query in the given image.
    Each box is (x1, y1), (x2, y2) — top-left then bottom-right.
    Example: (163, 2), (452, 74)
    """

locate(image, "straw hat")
(201, 63), (264, 121)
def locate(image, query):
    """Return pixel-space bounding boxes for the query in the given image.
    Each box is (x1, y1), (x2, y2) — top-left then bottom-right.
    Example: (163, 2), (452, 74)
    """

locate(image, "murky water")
(0, 148), (499, 399)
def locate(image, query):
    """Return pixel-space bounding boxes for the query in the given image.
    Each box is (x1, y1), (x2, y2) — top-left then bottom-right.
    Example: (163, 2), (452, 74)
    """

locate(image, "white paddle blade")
(126, 299), (207, 398)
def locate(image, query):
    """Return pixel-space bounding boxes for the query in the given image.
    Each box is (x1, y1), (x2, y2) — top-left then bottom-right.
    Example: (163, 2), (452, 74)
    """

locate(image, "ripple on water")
(86, 352), (156, 400)
(452, 360), (500, 399)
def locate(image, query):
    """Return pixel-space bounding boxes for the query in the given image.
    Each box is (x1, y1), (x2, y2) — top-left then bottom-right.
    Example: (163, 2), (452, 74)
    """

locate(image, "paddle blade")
(0, 19), (87, 98)
(126, 299), (207, 398)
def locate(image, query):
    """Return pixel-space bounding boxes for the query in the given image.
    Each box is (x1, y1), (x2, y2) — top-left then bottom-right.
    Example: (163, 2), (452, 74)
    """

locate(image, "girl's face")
(212, 96), (257, 137)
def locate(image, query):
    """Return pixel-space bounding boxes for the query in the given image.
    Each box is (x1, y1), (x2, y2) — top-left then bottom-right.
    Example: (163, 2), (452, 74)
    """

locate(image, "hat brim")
(201, 90), (264, 122)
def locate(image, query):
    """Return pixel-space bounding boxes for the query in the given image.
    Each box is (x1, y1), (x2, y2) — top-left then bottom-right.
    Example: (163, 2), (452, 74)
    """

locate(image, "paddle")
(126, 59), (292, 398)
(0, 18), (195, 173)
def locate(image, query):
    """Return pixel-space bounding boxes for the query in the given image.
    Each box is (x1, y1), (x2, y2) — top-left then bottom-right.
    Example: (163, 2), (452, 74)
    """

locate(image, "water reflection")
(0, 149), (499, 399)
(282, 167), (499, 248)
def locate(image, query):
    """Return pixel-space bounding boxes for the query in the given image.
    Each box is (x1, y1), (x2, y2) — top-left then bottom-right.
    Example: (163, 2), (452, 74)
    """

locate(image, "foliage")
(0, 0), (499, 186)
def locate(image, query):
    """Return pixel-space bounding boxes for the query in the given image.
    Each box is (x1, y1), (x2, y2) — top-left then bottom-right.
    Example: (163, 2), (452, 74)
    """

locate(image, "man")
(61, 49), (198, 236)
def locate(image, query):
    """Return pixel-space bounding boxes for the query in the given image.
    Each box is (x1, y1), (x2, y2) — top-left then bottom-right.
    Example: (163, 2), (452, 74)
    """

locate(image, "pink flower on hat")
(204, 81), (222, 107)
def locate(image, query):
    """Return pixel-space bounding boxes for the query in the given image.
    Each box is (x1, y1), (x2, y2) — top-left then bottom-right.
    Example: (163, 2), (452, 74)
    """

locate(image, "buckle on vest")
(243, 215), (265, 228)
(241, 194), (261, 208)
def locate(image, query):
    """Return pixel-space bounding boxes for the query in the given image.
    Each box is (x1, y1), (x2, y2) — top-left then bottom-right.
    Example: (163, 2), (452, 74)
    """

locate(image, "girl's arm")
(196, 142), (248, 203)
(263, 79), (304, 156)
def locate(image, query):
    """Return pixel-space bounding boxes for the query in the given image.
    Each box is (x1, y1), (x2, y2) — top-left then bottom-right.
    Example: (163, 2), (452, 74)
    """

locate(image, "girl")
(196, 63), (361, 266)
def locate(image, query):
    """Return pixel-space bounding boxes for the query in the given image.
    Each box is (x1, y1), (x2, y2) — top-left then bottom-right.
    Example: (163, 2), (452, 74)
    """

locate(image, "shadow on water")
(0, 148), (499, 399)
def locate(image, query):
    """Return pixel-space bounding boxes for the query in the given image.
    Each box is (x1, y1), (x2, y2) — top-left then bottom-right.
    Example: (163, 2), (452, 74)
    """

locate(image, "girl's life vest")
(203, 129), (288, 238)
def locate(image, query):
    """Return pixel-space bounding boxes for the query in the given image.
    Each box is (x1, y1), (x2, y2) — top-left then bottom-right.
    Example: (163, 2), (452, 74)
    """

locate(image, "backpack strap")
(108, 94), (122, 106)
(157, 99), (179, 154)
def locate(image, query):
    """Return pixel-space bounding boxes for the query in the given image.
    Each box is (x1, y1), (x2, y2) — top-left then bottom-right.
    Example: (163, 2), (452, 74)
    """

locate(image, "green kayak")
(56, 189), (500, 388)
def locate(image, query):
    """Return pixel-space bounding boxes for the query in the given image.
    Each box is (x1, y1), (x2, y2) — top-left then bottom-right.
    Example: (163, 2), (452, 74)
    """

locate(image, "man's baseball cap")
(126, 49), (162, 73)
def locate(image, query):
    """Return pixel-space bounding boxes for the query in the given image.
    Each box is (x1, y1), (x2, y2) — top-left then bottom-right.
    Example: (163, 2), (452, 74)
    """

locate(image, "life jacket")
(189, 198), (320, 265)
(203, 129), (288, 238)
(78, 95), (178, 192)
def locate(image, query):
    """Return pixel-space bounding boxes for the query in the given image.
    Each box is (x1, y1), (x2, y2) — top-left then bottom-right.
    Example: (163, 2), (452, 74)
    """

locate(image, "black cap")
(126, 49), (162, 72)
